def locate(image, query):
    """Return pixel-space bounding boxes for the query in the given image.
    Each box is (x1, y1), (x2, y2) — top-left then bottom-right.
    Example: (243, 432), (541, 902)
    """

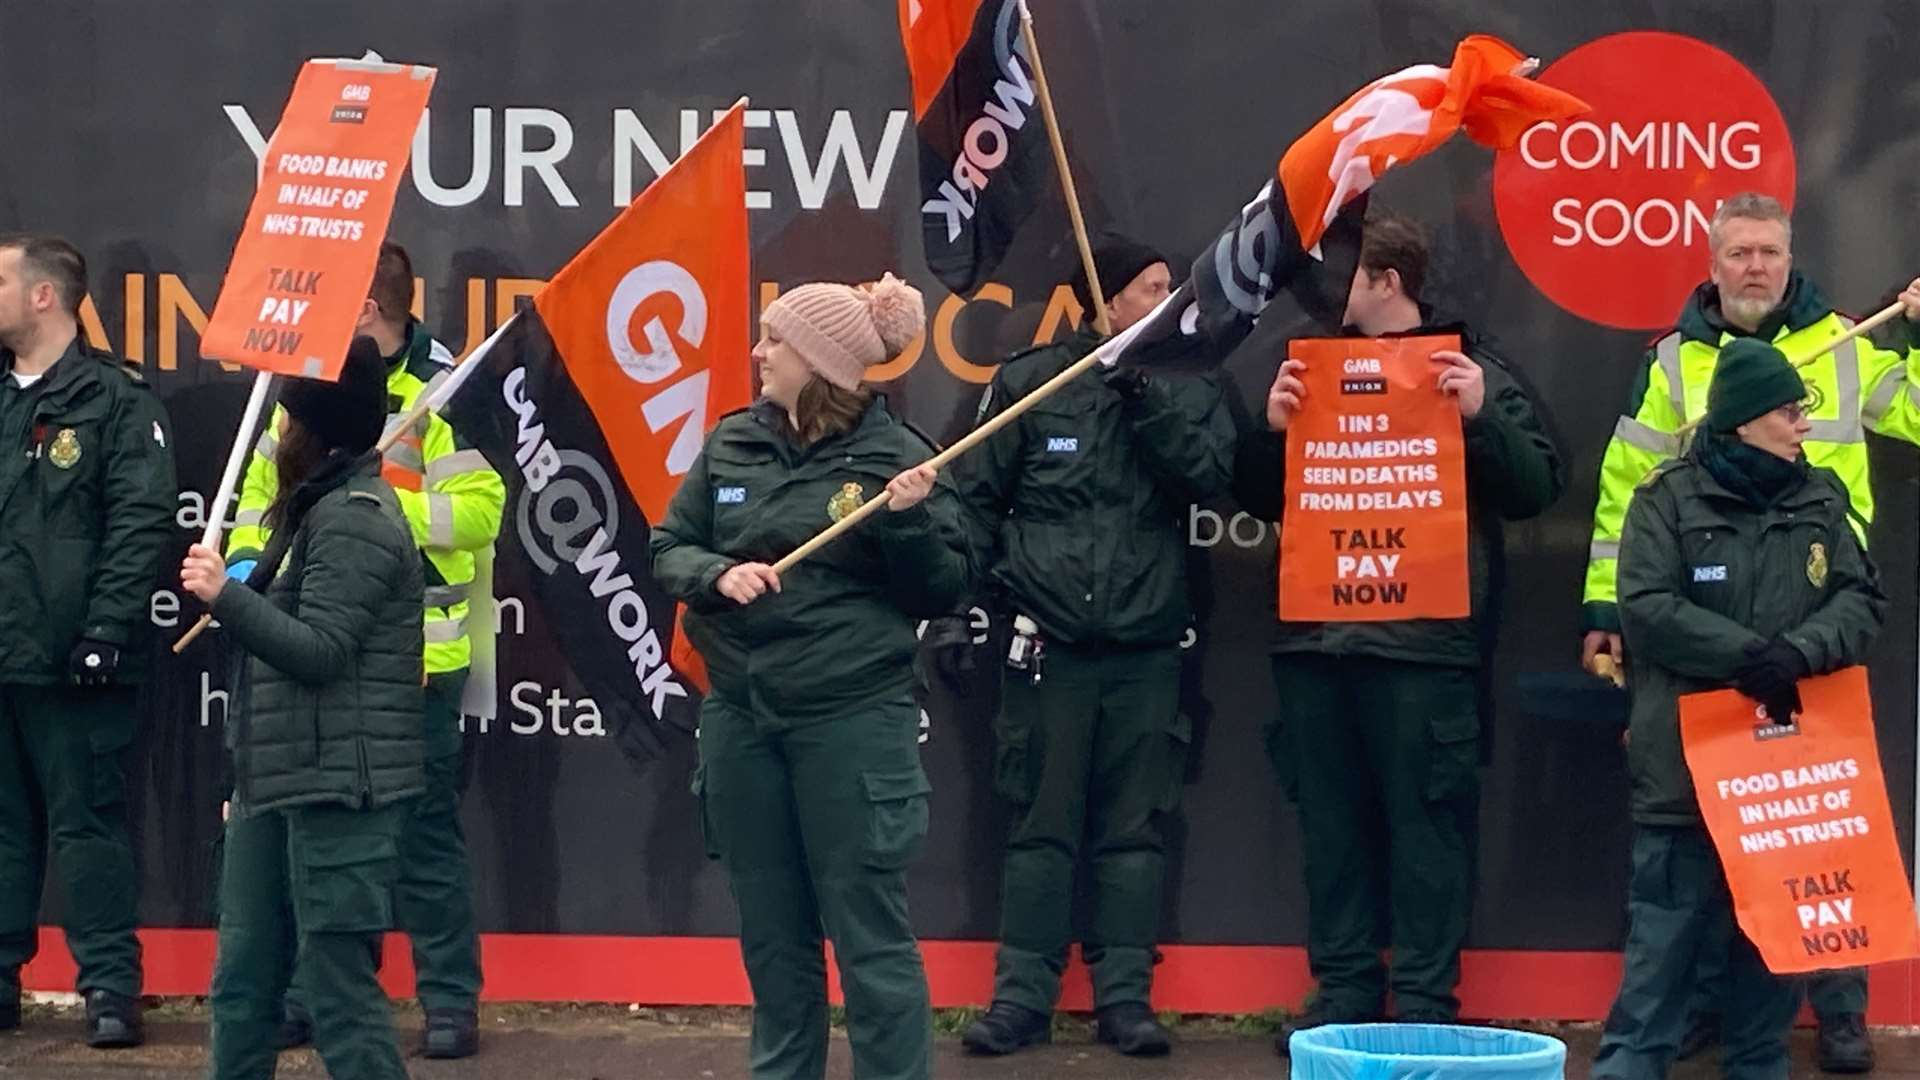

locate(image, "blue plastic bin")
(1290, 1023), (1567, 1080)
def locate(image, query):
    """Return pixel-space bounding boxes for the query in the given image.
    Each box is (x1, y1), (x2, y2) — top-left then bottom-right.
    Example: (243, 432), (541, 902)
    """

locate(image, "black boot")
(423, 1008), (480, 1060)
(1817, 1012), (1874, 1074)
(1095, 1002), (1171, 1057)
(84, 989), (143, 1049)
(1275, 1000), (1383, 1057)
(0, 990), (16, 1032)
(277, 1000), (313, 1050)
(961, 1001), (1050, 1055)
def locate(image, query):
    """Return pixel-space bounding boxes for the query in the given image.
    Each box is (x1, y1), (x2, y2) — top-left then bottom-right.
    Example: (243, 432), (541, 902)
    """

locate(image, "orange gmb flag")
(1681, 667), (1920, 974)
(202, 56), (434, 379)
(1278, 34), (1589, 252)
(1278, 335), (1468, 623)
(436, 102), (750, 747)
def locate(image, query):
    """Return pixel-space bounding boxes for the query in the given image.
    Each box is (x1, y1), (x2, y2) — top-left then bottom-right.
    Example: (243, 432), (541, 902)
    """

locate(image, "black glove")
(68, 638), (121, 688)
(1099, 363), (1150, 401)
(920, 614), (978, 690)
(1734, 638), (1809, 725)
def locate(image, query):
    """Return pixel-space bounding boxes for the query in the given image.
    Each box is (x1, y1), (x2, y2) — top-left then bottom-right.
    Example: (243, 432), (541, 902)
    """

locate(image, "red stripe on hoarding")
(22, 929), (1920, 1023)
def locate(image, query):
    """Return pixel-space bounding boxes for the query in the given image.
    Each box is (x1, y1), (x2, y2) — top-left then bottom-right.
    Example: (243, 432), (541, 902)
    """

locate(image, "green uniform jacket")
(1618, 457), (1886, 826)
(0, 339), (176, 684)
(1232, 321), (1564, 667)
(650, 398), (972, 727)
(214, 463), (427, 813)
(1583, 273), (1920, 632)
(953, 327), (1240, 646)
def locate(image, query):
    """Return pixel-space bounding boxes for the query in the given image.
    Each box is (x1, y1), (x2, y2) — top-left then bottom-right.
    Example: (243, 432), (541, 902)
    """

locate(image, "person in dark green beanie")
(1591, 338), (1887, 1080)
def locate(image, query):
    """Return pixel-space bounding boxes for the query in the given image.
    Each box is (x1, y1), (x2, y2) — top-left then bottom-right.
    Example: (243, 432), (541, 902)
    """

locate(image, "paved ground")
(1, 1003), (1914, 1078)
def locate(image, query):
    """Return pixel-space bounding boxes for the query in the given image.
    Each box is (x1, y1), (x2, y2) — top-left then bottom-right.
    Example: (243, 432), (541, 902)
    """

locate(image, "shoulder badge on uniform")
(48, 428), (81, 469)
(1807, 541), (1828, 588)
(827, 481), (863, 522)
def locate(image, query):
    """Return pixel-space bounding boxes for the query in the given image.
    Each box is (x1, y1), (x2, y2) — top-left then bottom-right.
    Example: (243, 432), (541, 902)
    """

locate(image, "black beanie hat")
(1070, 236), (1166, 315)
(279, 335), (387, 454)
(1707, 338), (1806, 433)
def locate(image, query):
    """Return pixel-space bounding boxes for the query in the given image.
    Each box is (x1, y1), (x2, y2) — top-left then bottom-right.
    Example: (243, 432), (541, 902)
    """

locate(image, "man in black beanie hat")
(954, 236), (1241, 1058)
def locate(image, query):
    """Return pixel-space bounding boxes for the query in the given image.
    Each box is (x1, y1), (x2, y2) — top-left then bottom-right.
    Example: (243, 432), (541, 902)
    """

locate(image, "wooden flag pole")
(770, 350), (1102, 573)
(1017, 0), (1110, 336)
(771, 3), (1125, 575)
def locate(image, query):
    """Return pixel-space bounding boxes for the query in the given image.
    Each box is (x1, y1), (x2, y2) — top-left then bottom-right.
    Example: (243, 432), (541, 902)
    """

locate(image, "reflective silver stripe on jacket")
(424, 584), (470, 610)
(1654, 334), (1686, 416)
(426, 493), (456, 547)
(1613, 415), (1678, 456)
(1804, 336), (1862, 444)
(425, 449), (491, 486)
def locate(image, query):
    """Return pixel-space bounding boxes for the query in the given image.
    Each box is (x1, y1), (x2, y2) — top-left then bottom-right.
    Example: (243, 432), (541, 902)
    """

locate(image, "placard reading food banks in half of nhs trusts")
(200, 59), (434, 378)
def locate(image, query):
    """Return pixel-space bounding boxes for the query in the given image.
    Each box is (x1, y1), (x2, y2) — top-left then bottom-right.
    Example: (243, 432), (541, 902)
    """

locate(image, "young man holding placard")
(1594, 339), (1887, 1080)
(1233, 214), (1562, 1045)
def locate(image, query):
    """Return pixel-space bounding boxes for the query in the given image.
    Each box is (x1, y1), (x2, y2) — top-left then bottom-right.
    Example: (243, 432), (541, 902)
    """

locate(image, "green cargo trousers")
(990, 645), (1185, 1014)
(1267, 655), (1479, 1020)
(208, 801), (408, 1080)
(1593, 826), (1798, 1080)
(287, 671), (480, 1016)
(695, 695), (933, 1080)
(0, 684), (141, 999)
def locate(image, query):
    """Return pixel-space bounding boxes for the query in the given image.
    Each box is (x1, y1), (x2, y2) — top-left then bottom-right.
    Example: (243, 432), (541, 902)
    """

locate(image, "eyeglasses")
(1774, 402), (1808, 423)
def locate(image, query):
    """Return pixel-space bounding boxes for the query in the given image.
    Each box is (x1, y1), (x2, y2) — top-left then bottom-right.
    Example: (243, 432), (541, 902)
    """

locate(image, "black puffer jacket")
(214, 461), (425, 812)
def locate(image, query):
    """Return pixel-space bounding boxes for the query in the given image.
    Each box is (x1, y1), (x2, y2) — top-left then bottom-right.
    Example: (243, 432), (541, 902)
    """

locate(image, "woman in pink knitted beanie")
(650, 273), (970, 1080)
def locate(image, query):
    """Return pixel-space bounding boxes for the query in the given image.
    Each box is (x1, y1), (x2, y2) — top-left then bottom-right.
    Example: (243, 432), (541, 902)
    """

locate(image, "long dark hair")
(788, 378), (875, 445)
(264, 417), (334, 532)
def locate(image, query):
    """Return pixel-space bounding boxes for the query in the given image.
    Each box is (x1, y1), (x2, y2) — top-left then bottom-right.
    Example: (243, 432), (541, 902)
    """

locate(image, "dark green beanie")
(1707, 338), (1806, 433)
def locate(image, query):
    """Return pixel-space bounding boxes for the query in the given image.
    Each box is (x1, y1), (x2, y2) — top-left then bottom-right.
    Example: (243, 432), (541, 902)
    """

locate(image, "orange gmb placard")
(201, 57), (434, 379)
(1277, 335), (1468, 622)
(1681, 667), (1920, 974)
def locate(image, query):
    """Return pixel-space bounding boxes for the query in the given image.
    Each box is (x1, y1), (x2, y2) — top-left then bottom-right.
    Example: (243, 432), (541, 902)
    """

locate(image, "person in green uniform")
(0, 234), (176, 1048)
(181, 337), (426, 1080)
(651, 274), (968, 1080)
(1592, 338), (1886, 1080)
(955, 237), (1240, 1058)
(1234, 214), (1563, 1045)
(226, 242), (501, 1059)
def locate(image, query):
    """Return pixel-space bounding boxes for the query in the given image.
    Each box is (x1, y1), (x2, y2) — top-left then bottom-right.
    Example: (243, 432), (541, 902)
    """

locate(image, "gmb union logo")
(1492, 32), (1797, 330)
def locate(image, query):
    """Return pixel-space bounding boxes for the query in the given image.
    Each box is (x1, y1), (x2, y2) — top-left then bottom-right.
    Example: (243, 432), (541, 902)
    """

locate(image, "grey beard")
(1722, 294), (1780, 330)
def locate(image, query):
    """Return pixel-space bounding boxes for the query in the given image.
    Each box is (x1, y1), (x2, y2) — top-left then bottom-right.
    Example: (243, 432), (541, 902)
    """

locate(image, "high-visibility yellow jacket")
(226, 322), (505, 674)
(1584, 273), (1920, 632)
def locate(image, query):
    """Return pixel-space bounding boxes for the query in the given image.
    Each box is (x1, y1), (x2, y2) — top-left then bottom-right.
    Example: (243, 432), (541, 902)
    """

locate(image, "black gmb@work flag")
(898, 0), (1059, 295)
(429, 104), (752, 764)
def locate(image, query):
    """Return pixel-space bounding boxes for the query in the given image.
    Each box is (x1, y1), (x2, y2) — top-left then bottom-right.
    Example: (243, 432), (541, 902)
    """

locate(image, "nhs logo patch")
(1692, 564), (1728, 583)
(1046, 437), (1079, 453)
(716, 486), (746, 504)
